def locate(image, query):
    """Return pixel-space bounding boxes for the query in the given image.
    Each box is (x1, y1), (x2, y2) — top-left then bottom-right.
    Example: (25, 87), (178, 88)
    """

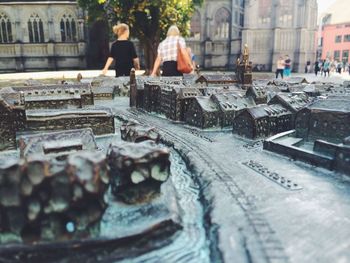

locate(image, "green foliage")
(78, 0), (203, 70)
(79, 0), (203, 40)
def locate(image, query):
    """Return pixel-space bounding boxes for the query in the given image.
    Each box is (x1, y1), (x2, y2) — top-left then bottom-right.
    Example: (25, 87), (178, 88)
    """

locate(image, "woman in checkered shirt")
(151, 25), (188, 76)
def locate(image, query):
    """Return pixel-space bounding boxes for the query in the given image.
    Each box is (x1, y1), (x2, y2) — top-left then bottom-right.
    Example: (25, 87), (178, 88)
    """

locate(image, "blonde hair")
(167, 25), (180, 37)
(113, 23), (129, 37)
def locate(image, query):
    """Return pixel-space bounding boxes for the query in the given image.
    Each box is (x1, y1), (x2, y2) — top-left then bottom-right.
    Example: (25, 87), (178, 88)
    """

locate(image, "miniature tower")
(19, 91), (25, 105)
(236, 44), (252, 86)
(130, 68), (136, 107)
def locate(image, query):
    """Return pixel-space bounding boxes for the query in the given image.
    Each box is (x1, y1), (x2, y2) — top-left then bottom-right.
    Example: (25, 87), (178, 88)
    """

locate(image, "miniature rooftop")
(307, 98), (350, 112)
(245, 104), (291, 119)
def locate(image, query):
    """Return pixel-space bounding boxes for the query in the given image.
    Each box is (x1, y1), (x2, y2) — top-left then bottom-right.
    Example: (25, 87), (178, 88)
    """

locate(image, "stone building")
(317, 0), (350, 64)
(188, 0), (245, 70)
(184, 96), (220, 129)
(0, 95), (26, 150)
(295, 98), (350, 143)
(0, 0), (86, 72)
(188, 0), (318, 71)
(0, 0), (318, 72)
(233, 104), (293, 139)
(241, 0), (318, 72)
(25, 108), (115, 135)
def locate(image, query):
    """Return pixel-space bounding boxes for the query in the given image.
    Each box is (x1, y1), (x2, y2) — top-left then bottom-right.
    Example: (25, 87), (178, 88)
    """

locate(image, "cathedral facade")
(0, 0), (86, 72)
(0, 0), (318, 72)
(188, 0), (318, 72)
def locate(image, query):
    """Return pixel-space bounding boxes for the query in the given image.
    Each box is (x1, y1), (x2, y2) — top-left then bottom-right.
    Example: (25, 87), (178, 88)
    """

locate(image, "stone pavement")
(253, 72), (350, 84)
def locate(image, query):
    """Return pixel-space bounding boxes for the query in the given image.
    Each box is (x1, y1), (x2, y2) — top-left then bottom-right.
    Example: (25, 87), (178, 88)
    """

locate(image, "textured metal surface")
(242, 160), (303, 191)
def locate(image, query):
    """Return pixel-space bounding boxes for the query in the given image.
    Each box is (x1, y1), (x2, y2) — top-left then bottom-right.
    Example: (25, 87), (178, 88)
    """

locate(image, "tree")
(78, 0), (203, 73)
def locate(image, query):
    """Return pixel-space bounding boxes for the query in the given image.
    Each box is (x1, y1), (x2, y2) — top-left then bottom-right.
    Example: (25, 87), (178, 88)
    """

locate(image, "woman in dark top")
(102, 23), (140, 77)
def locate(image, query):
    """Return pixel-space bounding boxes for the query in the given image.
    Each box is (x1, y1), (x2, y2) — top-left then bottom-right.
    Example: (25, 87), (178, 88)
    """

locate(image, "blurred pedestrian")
(187, 47), (196, 73)
(314, 60), (320, 76)
(151, 25), (190, 76)
(320, 59), (325, 77)
(102, 23), (140, 77)
(276, 56), (285, 79)
(305, 60), (311, 73)
(284, 55), (291, 77)
(323, 59), (330, 77)
(336, 61), (342, 74)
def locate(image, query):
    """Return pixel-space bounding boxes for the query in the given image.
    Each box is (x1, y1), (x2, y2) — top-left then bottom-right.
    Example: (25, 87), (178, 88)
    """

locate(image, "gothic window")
(214, 8), (231, 39)
(28, 14), (44, 43)
(279, 1), (293, 27)
(60, 14), (77, 42)
(0, 13), (13, 43)
(190, 11), (201, 40)
(258, 0), (272, 25)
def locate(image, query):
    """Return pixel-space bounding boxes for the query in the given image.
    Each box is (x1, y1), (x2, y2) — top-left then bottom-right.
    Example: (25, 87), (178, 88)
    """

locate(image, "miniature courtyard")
(0, 66), (349, 263)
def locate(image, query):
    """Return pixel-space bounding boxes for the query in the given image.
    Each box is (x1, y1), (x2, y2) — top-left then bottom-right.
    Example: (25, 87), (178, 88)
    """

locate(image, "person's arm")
(151, 54), (162, 76)
(130, 42), (140, 70)
(133, 58), (140, 70)
(102, 57), (114, 75)
(192, 60), (196, 71)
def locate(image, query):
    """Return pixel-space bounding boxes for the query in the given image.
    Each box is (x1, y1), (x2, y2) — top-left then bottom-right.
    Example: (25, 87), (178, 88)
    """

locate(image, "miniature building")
(200, 85), (245, 97)
(268, 92), (311, 114)
(143, 81), (161, 113)
(0, 95), (26, 151)
(11, 84), (94, 108)
(295, 98), (350, 142)
(107, 141), (170, 203)
(160, 85), (202, 121)
(25, 108), (115, 136)
(211, 92), (256, 127)
(12, 83), (94, 106)
(246, 86), (268, 104)
(303, 85), (322, 97)
(24, 93), (83, 109)
(130, 69), (137, 107)
(265, 98), (350, 175)
(134, 76), (158, 108)
(92, 85), (117, 100)
(195, 74), (237, 86)
(121, 121), (160, 143)
(236, 44), (253, 85)
(344, 81), (350, 89)
(184, 96), (220, 129)
(284, 77), (309, 85)
(325, 85), (350, 97)
(0, 151), (109, 242)
(18, 128), (98, 158)
(233, 104), (293, 139)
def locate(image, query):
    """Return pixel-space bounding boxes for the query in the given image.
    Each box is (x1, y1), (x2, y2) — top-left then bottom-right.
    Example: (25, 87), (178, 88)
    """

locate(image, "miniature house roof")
(92, 85), (116, 94)
(202, 85), (244, 96)
(307, 98), (350, 112)
(0, 92), (21, 106)
(246, 86), (267, 98)
(245, 105), (270, 119)
(195, 74), (237, 84)
(12, 83), (91, 93)
(24, 93), (81, 101)
(285, 77), (309, 85)
(268, 92), (310, 112)
(212, 92), (256, 112)
(195, 96), (219, 112)
(0, 87), (16, 94)
(242, 104), (291, 119)
(179, 87), (202, 98)
(18, 128), (97, 158)
(26, 108), (113, 119)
